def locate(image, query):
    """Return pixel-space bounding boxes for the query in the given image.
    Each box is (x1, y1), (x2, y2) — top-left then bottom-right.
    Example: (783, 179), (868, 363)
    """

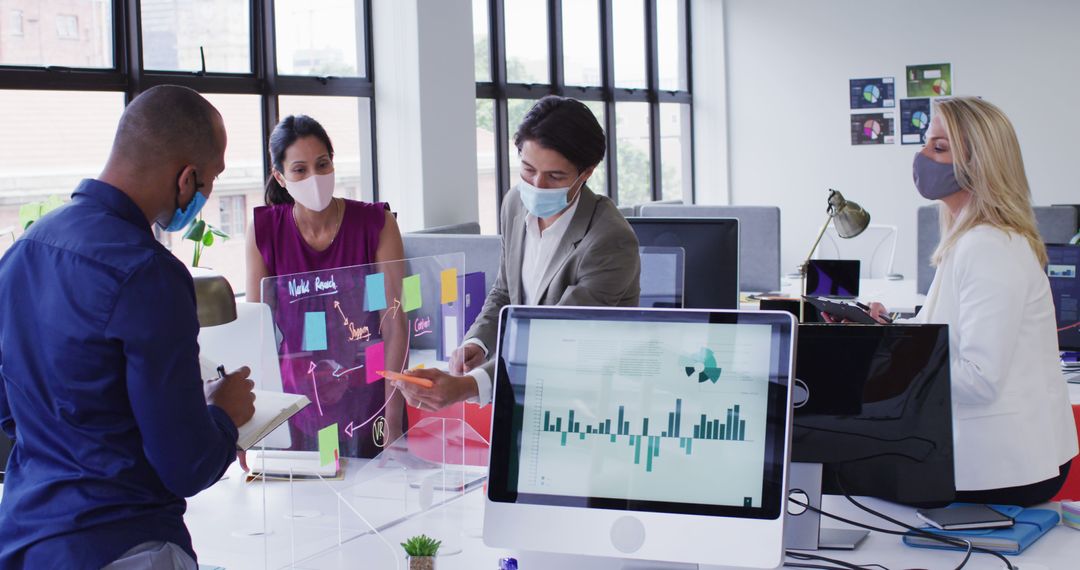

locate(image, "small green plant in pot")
(401, 534), (441, 570)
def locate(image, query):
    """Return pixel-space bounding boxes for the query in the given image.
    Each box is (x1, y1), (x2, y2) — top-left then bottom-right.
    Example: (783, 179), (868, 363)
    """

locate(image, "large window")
(475, 0), (693, 232)
(0, 0), (377, 294)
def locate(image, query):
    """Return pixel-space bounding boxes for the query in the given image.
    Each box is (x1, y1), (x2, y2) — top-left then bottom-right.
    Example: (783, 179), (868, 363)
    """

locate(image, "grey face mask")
(913, 152), (963, 200)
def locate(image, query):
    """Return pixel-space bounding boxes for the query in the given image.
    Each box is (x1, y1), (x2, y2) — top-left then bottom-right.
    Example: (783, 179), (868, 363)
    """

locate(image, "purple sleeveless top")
(254, 199), (392, 458)
(254, 199), (387, 277)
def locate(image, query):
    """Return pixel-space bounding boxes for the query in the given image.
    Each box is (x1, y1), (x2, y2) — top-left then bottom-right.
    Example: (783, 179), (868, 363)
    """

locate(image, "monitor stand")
(784, 462), (869, 550)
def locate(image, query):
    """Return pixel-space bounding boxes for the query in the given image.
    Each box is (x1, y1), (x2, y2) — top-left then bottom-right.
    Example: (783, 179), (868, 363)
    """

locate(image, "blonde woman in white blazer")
(863, 97), (1077, 506)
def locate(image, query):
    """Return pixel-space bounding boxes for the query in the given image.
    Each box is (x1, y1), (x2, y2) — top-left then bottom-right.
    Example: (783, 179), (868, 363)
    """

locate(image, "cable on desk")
(785, 550), (890, 570)
(833, 474), (1014, 570)
(787, 496), (985, 570)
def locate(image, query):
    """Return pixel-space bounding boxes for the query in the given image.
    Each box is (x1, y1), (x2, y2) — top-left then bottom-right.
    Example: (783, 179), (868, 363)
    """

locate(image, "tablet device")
(801, 296), (879, 325)
(916, 504), (1015, 530)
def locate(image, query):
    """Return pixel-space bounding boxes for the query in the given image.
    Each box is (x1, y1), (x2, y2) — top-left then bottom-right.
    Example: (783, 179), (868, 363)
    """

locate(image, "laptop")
(806, 259), (861, 299)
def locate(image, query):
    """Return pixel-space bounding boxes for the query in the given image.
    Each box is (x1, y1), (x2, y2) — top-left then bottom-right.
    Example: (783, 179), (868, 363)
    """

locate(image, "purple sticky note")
(365, 341), (385, 384)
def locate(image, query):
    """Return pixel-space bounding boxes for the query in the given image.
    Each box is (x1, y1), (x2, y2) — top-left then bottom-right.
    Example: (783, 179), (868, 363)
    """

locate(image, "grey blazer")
(465, 186), (641, 378)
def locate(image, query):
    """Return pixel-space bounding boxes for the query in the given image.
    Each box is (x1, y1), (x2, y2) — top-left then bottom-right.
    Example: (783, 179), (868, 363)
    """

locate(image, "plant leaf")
(184, 219), (206, 242)
(202, 231), (215, 247)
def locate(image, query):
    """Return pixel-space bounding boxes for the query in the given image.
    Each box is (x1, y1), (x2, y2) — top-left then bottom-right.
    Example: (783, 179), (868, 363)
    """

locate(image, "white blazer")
(913, 225), (1078, 491)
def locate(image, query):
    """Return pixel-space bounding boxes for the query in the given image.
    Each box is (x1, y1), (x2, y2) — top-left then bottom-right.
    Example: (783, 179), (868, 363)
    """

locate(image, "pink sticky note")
(365, 341), (385, 384)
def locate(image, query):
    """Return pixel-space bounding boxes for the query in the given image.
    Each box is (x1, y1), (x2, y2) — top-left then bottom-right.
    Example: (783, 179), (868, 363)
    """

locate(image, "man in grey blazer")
(396, 96), (640, 409)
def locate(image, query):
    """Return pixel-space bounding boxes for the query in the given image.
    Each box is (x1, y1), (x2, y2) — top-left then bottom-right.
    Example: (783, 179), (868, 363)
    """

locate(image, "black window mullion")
(600, 0), (618, 203)
(549, 0), (564, 94)
(255, 0), (277, 205)
(492, 0), (511, 224)
(363, 0), (379, 202)
(684, 0), (695, 204)
(645, 0), (661, 202)
(122, 0), (142, 102)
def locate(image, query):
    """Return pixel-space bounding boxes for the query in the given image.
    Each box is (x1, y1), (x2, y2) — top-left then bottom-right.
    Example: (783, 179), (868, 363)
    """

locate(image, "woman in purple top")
(246, 115), (406, 458)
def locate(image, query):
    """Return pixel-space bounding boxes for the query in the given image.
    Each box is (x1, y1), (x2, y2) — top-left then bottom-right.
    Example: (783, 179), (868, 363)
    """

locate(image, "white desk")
(2, 462), (1078, 569)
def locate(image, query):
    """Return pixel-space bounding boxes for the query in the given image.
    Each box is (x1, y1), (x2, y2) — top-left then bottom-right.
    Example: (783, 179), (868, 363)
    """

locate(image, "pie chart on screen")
(933, 79), (949, 95)
(863, 120), (882, 140)
(863, 84), (881, 104)
(912, 111), (929, 129)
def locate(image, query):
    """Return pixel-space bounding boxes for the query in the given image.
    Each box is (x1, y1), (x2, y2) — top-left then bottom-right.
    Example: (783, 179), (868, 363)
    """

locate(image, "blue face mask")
(517, 172), (585, 219)
(158, 171), (208, 232)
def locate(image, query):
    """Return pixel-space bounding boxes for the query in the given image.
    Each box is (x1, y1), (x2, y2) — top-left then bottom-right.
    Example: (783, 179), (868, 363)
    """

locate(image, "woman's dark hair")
(513, 96), (605, 173)
(264, 114), (335, 206)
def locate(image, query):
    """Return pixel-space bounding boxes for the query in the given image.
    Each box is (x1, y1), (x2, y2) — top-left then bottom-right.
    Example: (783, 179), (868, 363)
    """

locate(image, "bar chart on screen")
(516, 318), (774, 508)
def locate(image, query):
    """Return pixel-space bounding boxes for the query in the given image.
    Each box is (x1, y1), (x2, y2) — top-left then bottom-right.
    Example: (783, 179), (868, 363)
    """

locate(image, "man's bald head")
(111, 85), (224, 171)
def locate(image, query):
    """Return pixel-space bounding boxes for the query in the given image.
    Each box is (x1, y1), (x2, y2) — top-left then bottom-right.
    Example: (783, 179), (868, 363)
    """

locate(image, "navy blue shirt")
(0, 180), (238, 569)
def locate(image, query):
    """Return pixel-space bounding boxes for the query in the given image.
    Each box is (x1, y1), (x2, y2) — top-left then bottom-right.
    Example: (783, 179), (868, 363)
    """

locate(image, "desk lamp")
(799, 189), (870, 322)
(191, 269), (237, 327)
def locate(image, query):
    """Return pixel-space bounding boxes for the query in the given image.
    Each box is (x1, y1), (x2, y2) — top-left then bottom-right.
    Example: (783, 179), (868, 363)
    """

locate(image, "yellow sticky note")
(440, 268), (458, 304)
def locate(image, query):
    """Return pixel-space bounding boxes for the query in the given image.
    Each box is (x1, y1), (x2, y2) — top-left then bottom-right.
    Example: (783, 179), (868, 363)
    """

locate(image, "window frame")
(0, 0), (379, 201)
(476, 0), (694, 218)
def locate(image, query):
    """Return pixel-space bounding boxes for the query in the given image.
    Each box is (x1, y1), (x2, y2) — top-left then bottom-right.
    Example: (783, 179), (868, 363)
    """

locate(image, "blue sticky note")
(365, 273), (387, 312)
(302, 312), (328, 351)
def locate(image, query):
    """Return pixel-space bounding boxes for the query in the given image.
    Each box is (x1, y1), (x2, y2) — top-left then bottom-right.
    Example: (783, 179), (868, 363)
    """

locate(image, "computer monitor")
(485, 306), (795, 568)
(792, 324), (954, 505)
(1047, 244), (1080, 351)
(638, 246), (685, 308)
(805, 259), (860, 298)
(628, 218), (740, 310)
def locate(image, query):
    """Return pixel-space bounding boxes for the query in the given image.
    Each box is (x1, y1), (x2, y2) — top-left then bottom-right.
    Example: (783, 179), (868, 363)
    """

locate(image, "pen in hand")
(854, 301), (893, 324)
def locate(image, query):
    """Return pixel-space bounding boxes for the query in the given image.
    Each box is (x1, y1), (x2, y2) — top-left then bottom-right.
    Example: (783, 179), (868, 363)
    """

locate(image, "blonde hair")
(931, 97), (1047, 267)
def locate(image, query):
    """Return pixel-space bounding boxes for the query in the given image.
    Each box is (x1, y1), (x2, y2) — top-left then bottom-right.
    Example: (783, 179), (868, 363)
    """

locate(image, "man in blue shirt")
(0, 85), (256, 569)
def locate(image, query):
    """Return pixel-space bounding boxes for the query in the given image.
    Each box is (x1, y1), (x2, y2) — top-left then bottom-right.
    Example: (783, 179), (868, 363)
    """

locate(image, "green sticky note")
(318, 423), (340, 467)
(402, 274), (423, 312)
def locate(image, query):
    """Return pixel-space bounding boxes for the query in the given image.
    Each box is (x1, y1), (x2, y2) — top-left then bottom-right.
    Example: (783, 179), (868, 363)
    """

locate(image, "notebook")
(903, 505), (1059, 555)
(236, 390), (311, 450)
(243, 450), (341, 481)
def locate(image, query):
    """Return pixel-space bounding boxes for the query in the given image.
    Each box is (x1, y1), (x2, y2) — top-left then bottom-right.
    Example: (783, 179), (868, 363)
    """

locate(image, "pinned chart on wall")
(364, 272), (387, 312)
(318, 422), (340, 467)
(302, 312), (328, 351)
(850, 112), (895, 145)
(403, 274), (423, 312)
(900, 98), (932, 145)
(907, 63), (952, 97)
(849, 77), (895, 109)
(440, 268), (459, 305)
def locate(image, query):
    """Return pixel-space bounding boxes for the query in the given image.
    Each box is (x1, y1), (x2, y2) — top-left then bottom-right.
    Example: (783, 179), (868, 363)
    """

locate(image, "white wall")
(690, 0), (730, 205)
(722, 0), (1080, 279)
(373, 0), (479, 232)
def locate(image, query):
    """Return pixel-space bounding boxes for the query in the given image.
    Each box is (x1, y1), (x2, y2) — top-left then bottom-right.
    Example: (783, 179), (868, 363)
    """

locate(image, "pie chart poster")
(850, 77), (895, 109)
(907, 63), (952, 97)
(900, 98), (932, 145)
(850, 112), (895, 145)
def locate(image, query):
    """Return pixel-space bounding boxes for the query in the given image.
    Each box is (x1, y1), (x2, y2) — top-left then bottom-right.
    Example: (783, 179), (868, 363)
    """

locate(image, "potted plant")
(401, 534), (441, 570)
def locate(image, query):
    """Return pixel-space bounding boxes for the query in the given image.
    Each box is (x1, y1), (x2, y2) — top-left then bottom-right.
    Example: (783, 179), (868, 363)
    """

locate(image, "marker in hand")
(854, 301), (893, 324)
(378, 370), (434, 389)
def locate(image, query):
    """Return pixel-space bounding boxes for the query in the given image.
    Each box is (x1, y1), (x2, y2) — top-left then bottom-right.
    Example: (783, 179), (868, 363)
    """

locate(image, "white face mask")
(286, 171), (335, 212)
